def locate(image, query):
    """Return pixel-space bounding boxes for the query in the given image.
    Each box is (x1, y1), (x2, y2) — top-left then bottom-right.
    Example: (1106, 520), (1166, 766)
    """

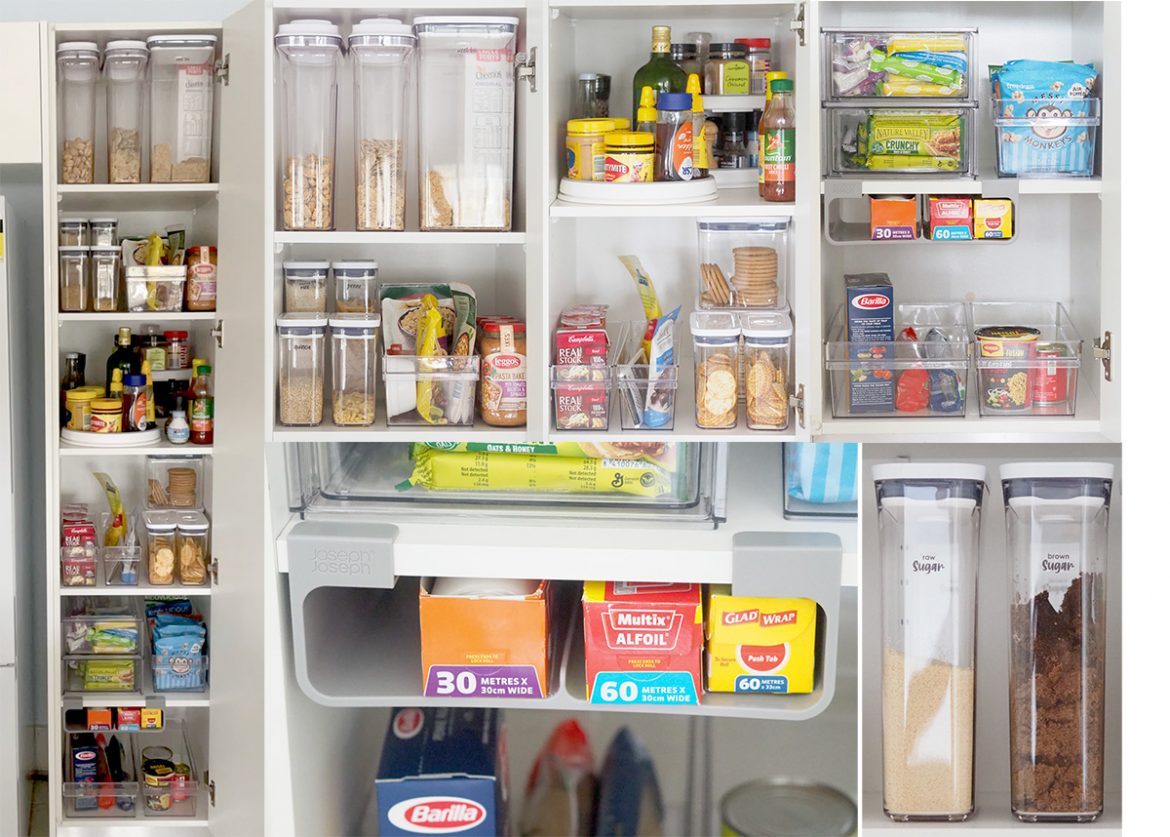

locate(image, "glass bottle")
(631, 25), (687, 123)
(61, 352), (86, 426)
(106, 327), (138, 397)
(717, 112), (748, 170)
(761, 78), (795, 202)
(190, 365), (214, 446)
(140, 359), (156, 429)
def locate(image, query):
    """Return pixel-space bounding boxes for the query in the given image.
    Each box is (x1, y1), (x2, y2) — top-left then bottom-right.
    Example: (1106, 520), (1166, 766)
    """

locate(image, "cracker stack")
(731, 246), (779, 307)
(166, 468), (198, 508)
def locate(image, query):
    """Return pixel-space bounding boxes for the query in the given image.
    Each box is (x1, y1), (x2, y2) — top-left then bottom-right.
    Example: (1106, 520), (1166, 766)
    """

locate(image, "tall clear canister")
(104, 40), (148, 183)
(57, 42), (101, 184)
(147, 35), (217, 182)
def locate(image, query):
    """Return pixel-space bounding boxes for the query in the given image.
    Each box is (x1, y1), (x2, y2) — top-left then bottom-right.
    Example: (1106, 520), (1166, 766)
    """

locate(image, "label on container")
(668, 120), (694, 181)
(763, 128), (795, 185)
(177, 62), (214, 160)
(717, 61), (751, 95)
(902, 516), (961, 664)
(588, 671), (699, 706)
(424, 665), (543, 699)
(1032, 540), (1081, 610)
(733, 673), (790, 693)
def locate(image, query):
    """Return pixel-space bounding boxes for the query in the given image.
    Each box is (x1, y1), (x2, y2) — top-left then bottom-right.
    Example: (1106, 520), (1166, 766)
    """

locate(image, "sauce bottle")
(759, 71), (788, 193)
(635, 85), (657, 134)
(686, 74), (710, 178)
(105, 327), (138, 396)
(190, 364), (214, 446)
(761, 78), (795, 202)
(654, 92), (694, 181)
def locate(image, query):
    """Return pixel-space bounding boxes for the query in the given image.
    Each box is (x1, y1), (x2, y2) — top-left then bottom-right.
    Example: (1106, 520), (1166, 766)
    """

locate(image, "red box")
(928, 196), (973, 240)
(116, 708), (141, 730)
(554, 326), (609, 366)
(62, 520), (97, 548)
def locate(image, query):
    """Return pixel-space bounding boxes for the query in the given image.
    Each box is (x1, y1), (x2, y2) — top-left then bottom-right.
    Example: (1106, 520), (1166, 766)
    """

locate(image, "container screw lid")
(734, 38), (772, 49)
(605, 130), (654, 146)
(124, 374), (146, 386)
(656, 92), (693, 111)
(872, 463), (987, 483)
(1000, 462), (1115, 482)
(275, 19), (344, 48)
(567, 118), (618, 134)
(771, 78), (794, 93)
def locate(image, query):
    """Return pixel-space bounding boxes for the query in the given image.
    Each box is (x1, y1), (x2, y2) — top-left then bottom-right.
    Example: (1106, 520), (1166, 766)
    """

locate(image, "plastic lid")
(329, 313), (380, 329)
(89, 217), (117, 225)
(735, 38), (772, 49)
(872, 463), (987, 483)
(330, 260), (378, 273)
(283, 261), (330, 274)
(567, 118), (618, 134)
(605, 130), (654, 146)
(609, 117), (631, 131)
(710, 43), (750, 55)
(196, 364), (211, 374)
(57, 41), (99, 55)
(124, 374), (146, 386)
(276, 19), (343, 41)
(164, 330), (189, 339)
(771, 78), (794, 93)
(671, 43), (698, 56)
(176, 511), (210, 532)
(657, 92), (692, 111)
(142, 509), (177, 530)
(58, 246), (90, 253)
(59, 218), (88, 226)
(741, 311), (793, 339)
(349, 18), (412, 37)
(699, 217), (789, 231)
(689, 310), (740, 338)
(146, 35), (217, 46)
(65, 389), (99, 400)
(105, 40), (148, 53)
(91, 398), (123, 411)
(278, 313), (328, 328)
(1000, 462), (1115, 482)
(413, 16), (520, 27)
(481, 320), (526, 333)
(90, 245), (121, 253)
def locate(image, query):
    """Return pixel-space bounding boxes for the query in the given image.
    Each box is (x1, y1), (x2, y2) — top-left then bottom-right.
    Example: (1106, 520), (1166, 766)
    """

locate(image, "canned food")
(721, 778), (857, 836)
(142, 757), (175, 811)
(1033, 342), (1070, 405)
(975, 326), (1040, 413)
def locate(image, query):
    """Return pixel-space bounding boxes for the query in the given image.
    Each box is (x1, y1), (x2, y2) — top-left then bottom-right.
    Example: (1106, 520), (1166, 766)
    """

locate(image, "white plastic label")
(177, 62), (213, 160)
(1033, 541), (1081, 610)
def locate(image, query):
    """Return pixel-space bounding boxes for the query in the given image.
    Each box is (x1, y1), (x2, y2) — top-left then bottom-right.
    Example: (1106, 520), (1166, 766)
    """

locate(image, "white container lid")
(277, 313), (328, 329)
(349, 18), (414, 44)
(176, 511), (210, 532)
(146, 34), (218, 47)
(741, 311), (793, 340)
(58, 245), (89, 254)
(689, 310), (740, 338)
(89, 217), (117, 225)
(1000, 462), (1115, 481)
(60, 218), (88, 226)
(275, 19), (344, 47)
(57, 41), (100, 55)
(329, 313), (380, 329)
(414, 16), (520, 27)
(873, 463), (987, 483)
(105, 40), (148, 53)
(331, 260), (378, 274)
(283, 261), (330, 275)
(698, 217), (790, 231)
(142, 509), (177, 531)
(90, 245), (121, 254)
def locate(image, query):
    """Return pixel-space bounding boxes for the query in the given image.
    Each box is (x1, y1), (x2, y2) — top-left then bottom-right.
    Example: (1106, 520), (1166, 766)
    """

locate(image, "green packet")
(414, 441), (680, 471)
(861, 112), (965, 161)
(869, 50), (964, 87)
(866, 154), (962, 172)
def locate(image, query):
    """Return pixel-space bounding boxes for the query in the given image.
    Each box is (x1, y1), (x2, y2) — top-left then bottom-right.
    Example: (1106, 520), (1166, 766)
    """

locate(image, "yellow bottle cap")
(685, 73), (704, 112)
(566, 118), (618, 135)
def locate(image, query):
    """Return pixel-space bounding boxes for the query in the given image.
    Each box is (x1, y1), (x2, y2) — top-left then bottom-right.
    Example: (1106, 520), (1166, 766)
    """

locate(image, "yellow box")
(974, 198), (1014, 239)
(140, 708), (164, 729)
(705, 587), (817, 694)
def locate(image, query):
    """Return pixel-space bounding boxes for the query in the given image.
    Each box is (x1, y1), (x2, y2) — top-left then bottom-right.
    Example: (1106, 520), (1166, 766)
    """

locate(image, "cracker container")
(330, 314), (379, 427)
(146, 35), (217, 183)
(277, 313), (327, 426)
(697, 219), (789, 309)
(143, 510), (178, 586)
(690, 311), (740, 429)
(275, 20), (344, 230)
(56, 42), (100, 184)
(175, 511), (210, 586)
(414, 16), (518, 230)
(742, 311), (792, 430)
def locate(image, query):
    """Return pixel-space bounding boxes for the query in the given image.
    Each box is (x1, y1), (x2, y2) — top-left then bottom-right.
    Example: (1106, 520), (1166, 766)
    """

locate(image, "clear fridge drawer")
(825, 107), (974, 176)
(822, 29), (977, 102)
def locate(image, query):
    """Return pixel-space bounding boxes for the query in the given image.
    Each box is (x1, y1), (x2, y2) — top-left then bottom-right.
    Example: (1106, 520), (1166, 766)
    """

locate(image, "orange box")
(419, 578), (550, 699)
(869, 195), (918, 240)
(85, 708), (113, 730)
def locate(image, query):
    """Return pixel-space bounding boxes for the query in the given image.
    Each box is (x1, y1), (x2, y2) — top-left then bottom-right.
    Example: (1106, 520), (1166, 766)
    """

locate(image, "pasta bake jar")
(477, 319), (527, 427)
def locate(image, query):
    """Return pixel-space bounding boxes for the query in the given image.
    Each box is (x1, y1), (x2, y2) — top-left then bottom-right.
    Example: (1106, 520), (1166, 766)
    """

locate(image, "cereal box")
(928, 196), (973, 240)
(705, 588), (817, 694)
(845, 273), (895, 413)
(974, 198), (1013, 239)
(869, 195), (918, 240)
(582, 581), (703, 706)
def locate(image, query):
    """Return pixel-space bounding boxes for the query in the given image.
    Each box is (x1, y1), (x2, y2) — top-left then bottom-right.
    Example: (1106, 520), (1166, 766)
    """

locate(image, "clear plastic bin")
(1002, 462), (1113, 822)
(62, 735), (138, 818)
(874, 463), (985, 821)
(62, 607), (140, 655)
(125, 267), (186, 313)
(147, 35), (217, 183)
(57, 41), (100, 184)
(993, 98), (1099, 178)
(140, 724), (201, 817)
(782, 442), (859, 519)
(613, 321), (679, 431)
(826, 107), (973, 176)
(822, 29), (976, 101)
(63, 655), (140, 693)
(742, 311), (792, 430)
(59, 246), (90, 312)
(142, 510), (178, 586)
(697, 218), (789, 309)
(383, 355), (479, 426)
(331, 314), (380, 427)
(277, 313), (327, 426)
(825, 303), (970, 418)
(691, 311), (740, 429)
(283, 261), (329, 313)
(101, 547), (142, 587)
(89, 246), (121, 312)
(175, 511), (210, 586)
(415, 16), (518, 230)
(104, 41), (148, 183)
(350, 20), (415, 231)
(276, 20), (344, 230)
(90, 218), (118, 247)
(151, 654), (208, 693)
(970, 302), (1082, 417)
(59, 219), (89, 247)
(146, 456), (204, 510)
(61, 545), (98, 587)
(332, 261), (378, 313)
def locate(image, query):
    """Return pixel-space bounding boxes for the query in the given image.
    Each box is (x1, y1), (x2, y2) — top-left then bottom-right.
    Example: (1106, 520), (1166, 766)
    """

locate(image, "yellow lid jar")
(603, 131), (654, 182)
(90, 398), (124, 433)
(565, 118), (617, 182)
(64, 388), (101, 431)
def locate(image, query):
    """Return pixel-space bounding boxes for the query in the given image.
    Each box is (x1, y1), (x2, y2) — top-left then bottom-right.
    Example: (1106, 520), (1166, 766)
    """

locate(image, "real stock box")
(705, 587), (817, 694)
(375, 707), (507, 837)
(582, 581), (703, 706)
(845, 273), (895, 413)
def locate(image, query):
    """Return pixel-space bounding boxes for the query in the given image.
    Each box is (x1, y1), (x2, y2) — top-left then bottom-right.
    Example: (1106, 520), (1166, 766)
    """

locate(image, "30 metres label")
(734, 674), (790, 694)
(424, 665), (543, 699)
(589, 672), (699, 706)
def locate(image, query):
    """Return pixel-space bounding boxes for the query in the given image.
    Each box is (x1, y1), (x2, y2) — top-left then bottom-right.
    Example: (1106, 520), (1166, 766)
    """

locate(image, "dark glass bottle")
(105, 328), (138, 397)
(631, 25), (687, 123)
(60, 352), (86, 426)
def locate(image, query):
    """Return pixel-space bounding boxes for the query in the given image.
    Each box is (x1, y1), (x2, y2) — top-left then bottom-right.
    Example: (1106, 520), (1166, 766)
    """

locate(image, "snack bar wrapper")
(414, 441), (680, 472)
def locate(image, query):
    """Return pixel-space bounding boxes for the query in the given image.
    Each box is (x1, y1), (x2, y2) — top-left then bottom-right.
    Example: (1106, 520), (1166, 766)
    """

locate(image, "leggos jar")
(603, 131), (654, 182)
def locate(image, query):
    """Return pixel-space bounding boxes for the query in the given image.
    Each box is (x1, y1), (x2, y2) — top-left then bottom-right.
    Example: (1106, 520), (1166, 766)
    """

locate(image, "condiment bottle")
(166, 395), (190, 445)
(190, 365), (214, 446)
(759, 71), (788, 191)
(654, 92), (694, 182)
(105, 327), (138, 396)
(761, 78), (795, 202)
(140, 359), (156, 429)
(631, 25), (687, 123)
(122, 373), (149, 431)
(61, 352), (86, 426)
(635, 85), (657, 134)
(686, 74), (710, 179)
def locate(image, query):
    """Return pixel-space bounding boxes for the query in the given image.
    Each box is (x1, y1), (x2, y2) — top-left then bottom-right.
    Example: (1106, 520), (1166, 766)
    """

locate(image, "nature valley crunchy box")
(705, 587), (817, 694)
(582, 581), (703, 706)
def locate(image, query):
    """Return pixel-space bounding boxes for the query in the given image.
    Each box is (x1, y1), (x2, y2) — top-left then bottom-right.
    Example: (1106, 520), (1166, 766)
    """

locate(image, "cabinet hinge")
(208, 558), (220, 585)
(515, 47), (537, 93)
(215, 55), (230, 87)
(211, 319), (225, 349)
(795, 383), (806, 429)
(790, 3), (807, 47)
(205, 774), (216, 806)
(1093, 331), (1112, 382)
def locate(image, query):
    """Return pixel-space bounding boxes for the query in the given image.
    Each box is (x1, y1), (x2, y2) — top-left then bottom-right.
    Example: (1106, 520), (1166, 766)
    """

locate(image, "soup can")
(1033, 342), (1070, 405)
(720, 778), (857, 836)
(975, 326), (1040, 413)
(142, 757), (176, 811)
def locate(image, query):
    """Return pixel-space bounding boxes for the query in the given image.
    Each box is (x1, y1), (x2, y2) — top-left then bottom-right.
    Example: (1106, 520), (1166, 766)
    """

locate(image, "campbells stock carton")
(376, 707), (507, 837)
(582, 581), (703, 706)
(705, 587), (817, 694)
(845, 273), (895, 413)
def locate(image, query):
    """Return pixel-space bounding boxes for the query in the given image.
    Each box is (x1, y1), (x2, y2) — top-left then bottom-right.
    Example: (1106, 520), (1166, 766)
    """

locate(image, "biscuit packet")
(449, 282), (477, 356)
(414, 441), (680, 471)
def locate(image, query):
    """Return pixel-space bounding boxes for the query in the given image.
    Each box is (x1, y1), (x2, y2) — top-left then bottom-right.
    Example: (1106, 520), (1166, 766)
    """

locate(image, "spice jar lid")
(656, 92), (692, 111)
(567, 118), (618, 134)
(176, 511), (210, 532)
(328, 313), (380, 330)
(277, 312), (328, 329)
(710, 43), (750, 56)
(283, 261), (330, 276)
(57, 41), (100, 57)
(1000, 462), (1115, 482)
(605, 130), (654, 146)
(873, 463), (987, 483)
(330, 260), (378, 276)
(142, 509), (178, 530)
(734, 38), (772, 49)
(275, 19), (344, 48)
(741, 311), (793, 340)
(689, 310), (740, 338)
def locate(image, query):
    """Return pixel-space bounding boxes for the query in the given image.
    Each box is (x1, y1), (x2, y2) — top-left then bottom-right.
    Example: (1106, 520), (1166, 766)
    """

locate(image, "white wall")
(0, 0), (251, 22)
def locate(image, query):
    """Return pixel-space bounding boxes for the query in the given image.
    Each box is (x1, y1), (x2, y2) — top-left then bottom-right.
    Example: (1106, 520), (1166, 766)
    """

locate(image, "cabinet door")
(207, 1), (268, 834)
(795, 0), (822, 439)
(1096, 0), (1121, 440)
(0, 23), (43, 164)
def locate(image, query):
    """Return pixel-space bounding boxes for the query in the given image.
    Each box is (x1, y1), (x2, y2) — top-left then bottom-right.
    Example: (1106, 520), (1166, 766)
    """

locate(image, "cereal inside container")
(277, 313), (327, 426)
(283, 261), (329, 313)
(330, 313), (380, 427)
(175, 511), (210, 586)
(147, 35), (217, 183)
(697, 219), (789, 309)
(349, 20), (415, 231)
(332, 260), (378, 313)
(104, 41), (148, 184)
(741, 311), (792, 430)
(142, 510), (178, 586)
(56, 42), (100, 184)
(690, 311), (740, 429)
(275, 20), (344, 230)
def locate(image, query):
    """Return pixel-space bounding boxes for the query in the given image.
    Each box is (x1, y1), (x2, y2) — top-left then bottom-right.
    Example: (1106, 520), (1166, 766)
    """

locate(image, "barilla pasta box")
(582, 581), (703, 706)
(705, 587), (818, 694)
(419, 578), (550, 699)
(845, 273), (895, 413)
(928, 196), (973, 240)
(376, 707), (507, 837)
(974, 198), (1014, 239)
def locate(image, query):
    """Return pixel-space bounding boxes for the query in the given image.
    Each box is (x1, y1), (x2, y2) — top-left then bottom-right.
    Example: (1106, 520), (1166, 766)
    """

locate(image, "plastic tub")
(330, 314), (379, 427)
(89, 245), (122, 312)
(125, 266), (186, 312)
(57, 42), (100, 183)
(283, 261), (329, 313)
(62, 735), (138, 818)
(59, 246), (90, 312)
(742, 311), (792, 430)
(104, 41), (148, 183)
(151, 654), (208, 693)
(277, 313), (327, 426)
(697, 218), (789, 309)
(691, 311), (740, 429)
(383, 355), (479, 426)
(822, 29), (976, 101)
(827, 107), (974, 176)
(993, 98), (1099, 178)
(175, 511), (210, 586)
(147, 35), (217, 182)
(63, 655), (140, 693)
(332, 260), (377, 313)
(874, 463), (985, 822)
(139, 724), (201, 817)
(415, 16), (518, 230)
(101, 546), (142, 587)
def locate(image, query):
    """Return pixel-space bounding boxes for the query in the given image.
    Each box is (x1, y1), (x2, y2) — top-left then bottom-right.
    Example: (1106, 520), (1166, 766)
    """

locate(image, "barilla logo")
(851, 294), (890, 310)
(75, 751), (96, 762)
(387, 797), (487, 834)
(493, 356), (521, 370)
(601, 608), (683, 650)
(722, 609), (798, 627)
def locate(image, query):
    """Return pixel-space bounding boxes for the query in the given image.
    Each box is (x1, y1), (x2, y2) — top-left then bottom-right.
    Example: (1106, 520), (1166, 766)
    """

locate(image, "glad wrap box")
(705, 587), (817, 694)
(419, 578), (550, 699)
(376, 707), (507, 837)
(582, 581), (703, 706)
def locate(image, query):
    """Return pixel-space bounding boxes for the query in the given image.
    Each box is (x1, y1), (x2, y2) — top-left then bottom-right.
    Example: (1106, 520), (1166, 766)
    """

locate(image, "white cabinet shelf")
(274, 230), (527, 245)
(59, 444), (214, 457)
(551, 187), (798, 219)
(861, 793), (1122, 835)
(56, 183), (220, 211)
(58, 312), (219, 323)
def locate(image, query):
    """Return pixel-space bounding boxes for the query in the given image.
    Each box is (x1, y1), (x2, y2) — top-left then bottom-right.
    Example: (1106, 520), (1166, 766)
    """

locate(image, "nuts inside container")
(62, 138), (95, 184)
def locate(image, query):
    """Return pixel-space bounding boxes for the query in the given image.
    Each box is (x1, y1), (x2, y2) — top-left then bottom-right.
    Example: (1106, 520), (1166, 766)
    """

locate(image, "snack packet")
(618, 256), (663, 324)
(643, 307), (679, 429)
(92, 473), (125, 547)
(414, 442), (680, 471)
(521, 720), (596, 837)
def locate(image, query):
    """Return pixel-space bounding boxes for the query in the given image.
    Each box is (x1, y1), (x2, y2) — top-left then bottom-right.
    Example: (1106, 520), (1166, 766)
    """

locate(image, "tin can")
(721, 778), (857, 836)
(1033, 342), (1069, 405)
(142, 757), (176, 811)
(975, 326), (1040, 413)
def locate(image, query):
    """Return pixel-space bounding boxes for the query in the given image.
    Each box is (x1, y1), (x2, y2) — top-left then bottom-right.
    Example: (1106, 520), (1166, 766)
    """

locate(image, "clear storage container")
(277, 313), (327, 426)
(146, 456), (204, 510)
(59, 246), (90, 312)
(276, 20), (344, 230)
(138, 725), (201, 816)
(1002, 462), (1113, 823)
(175, 511), (209, 586)
(874, 463), (985, 822)
(142, 510), (178, 585)
(330, 314), (379, 427)
(102, 546), (142, 587)
(690, 311), (740, 429)
(125, 266), (185, 312)
(350, 19), (414, 231)
(59, 218), (88, 247)
(384, 355), (479, 427)
(415, 16), (518, 230)
(90, 245), (122, 312)
(62, 607), (140, 655)
(697, 218), (789, 309)
(104, 41), (148, 183)
(57, 42), (100, 184)
(147, 35), (217, 183)
(332, 260), (377, 313)
(152, 654), (208, 693)
(827, 107), (974, 176)
(89, 218), (118, 247)
(61, 545), (98, 587)
(614, 320), (679, 431)
(994, 98), (1099, 178)
(283, 261), (329, 313)
(825, 302), (970, 418)
(822, 29), (976, 101)
(63, 655), (140, 693)
(742, 311), (792, 430)
(62, 735), (138, 818)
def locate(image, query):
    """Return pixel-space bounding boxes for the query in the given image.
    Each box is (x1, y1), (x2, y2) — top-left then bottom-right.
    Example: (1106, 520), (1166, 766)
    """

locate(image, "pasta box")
(845, 273), (895, 413)
(582, 581), (703, 706)
(705, 588), (817, 694)
(376, 707), (506, 837)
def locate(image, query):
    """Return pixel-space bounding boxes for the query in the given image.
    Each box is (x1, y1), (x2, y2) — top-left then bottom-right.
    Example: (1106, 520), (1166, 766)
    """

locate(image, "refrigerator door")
(0, 198), (13, 668)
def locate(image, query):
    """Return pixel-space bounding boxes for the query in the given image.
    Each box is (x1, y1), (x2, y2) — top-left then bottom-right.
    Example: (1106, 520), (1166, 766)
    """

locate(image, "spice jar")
(104, 40), (148, 183)
(89, 245), (122, 312)
(165, 331), (190, 370)
(671, 43), (702, 81)
(349, 19), (414, 232)
(89, 218), (118, 247)
(741, 312), (792, 430)
(1002, 462), (1114, 823)
(143, 510), (178, 585)
(90, 398), (124, 433)
(276, 20), (344, 230)
(282, 261), (328, 313)
(478, 320), (527, 427)
(603, 131), (654, 182)
(277, 313), (327, 426)
(655, 93), (695, 182)
(734, 38), (772, 95)
(185, 245), (217, 311)
(175, 511), (209, 586)
(332, 261), (377, 313)
(56, 42), (100, 184)
(329, 313), (379, 427)
(705, 43), (750, 96)
(59, 246), (90, 312)
(690, 311), (740, 428)
(59, 219), (88, 247)
(566, 118), (617, 181)
(147, 35), (217, 183)
(874, 463), (985, 822)
(573, 73), (611, 119)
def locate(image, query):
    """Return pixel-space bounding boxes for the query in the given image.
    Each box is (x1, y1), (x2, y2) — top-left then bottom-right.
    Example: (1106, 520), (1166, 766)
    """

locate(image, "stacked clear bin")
(62, 736), (139, 818)
(697, 219), (789, 310)
(822, 29), (977, 178)
(550, 321), (623, 432)
(690, 310), (792, 431)
(825, 302), (970, 418)
(331, 313), (379, 426)
(62, 598), (142, 696)
(147, 35), (217, 183)
(277, 314), (327, 426)
(57, 42), (101, 184)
